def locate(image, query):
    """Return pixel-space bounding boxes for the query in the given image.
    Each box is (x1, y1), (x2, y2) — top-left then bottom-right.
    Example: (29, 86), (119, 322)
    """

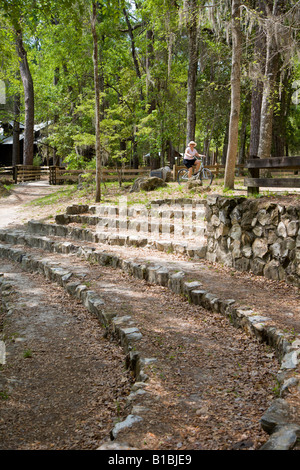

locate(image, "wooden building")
(0, 121), (49, 166)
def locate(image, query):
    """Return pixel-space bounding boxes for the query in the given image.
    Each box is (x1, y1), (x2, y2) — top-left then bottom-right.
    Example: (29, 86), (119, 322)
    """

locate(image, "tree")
(2, 0), (298, 179)
(1, 1), (36, 165)
(257, 1), (282, 159)
(15, 29), (35, 165)
(91, 1), (102, 202)
(224, 0), (242, 189)
(183, 0), (200, 145)
(256, 0), (298, 159)
(248, 0), (267, 158)
(12, 85), (21, 166)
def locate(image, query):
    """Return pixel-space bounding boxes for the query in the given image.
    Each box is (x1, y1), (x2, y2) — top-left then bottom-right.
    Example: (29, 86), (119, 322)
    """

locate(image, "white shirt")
(184, 146), (198, 160)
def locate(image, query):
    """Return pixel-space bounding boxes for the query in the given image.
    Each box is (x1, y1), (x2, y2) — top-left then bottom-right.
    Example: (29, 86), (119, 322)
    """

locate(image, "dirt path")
(0, 181), (60, 229)
(0, 260), (132, 450)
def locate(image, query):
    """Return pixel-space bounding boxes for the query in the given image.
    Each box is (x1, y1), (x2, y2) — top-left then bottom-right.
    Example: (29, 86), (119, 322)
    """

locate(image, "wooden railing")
(245, 156), (300, 195)
(49, 166), (151, 185)
(4, 161), (300, 193)
(1, 163), (245, 185)
(0, 166), (14, 182)
(14, 165), (41, 183)
(49, 166), (65, 185)
(1, 166), (150, 185)
(0, 165), (52, 184)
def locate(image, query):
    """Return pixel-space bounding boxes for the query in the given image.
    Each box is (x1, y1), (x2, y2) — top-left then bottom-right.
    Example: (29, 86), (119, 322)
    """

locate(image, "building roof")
(0, 121), (50, 145)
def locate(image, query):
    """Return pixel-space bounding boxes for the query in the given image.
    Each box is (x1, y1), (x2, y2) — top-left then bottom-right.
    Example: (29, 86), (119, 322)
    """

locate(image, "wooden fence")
(14, 165), (40, 183)
(0, 166), (14, 182)
(12, 165), (51, 183)
(245, 156), (300, 195)
(1, 165), (151, 185)
(0, 165), (45, 184)
(49, 166), (151, 185)
(2, 159), (300, 192)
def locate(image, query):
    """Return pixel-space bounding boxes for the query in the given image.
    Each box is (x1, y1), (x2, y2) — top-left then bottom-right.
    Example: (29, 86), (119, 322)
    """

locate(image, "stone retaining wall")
(205, 196), (300, 288)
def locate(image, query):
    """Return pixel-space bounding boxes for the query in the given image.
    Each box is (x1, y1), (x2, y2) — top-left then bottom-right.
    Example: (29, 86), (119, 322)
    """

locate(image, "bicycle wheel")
(200, 168), (214, 187)
(177, 168), (189, 184)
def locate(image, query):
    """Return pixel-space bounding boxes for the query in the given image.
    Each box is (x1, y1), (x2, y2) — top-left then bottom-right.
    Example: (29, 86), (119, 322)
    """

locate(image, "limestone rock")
(110, 414), (143, 440)
(264, 260), (286, 281)
(277, 221), (287, 238)
(260, 425), (300, 450)
(257, 209), (271, 226)
(252, 238), (268, 258)
(186, 180), (202, 190)
(260, 398), (295, 434)
(130, 177), (167, 192)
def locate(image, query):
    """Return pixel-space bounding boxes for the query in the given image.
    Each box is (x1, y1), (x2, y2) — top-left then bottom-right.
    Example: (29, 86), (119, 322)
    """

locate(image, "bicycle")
(177, 157), (214, 187)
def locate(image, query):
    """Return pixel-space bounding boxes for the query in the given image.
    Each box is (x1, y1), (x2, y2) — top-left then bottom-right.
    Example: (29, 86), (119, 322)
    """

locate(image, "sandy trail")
(0, 181), (59, 229)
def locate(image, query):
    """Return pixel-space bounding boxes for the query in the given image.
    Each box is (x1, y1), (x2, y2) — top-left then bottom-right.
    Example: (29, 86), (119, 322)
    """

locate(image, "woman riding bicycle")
(183, 141), (206, 179)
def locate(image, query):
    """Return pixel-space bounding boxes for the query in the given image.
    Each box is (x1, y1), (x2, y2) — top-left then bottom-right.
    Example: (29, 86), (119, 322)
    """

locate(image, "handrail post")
(247, 155), (259, 196)
(13, 166), (17, 184)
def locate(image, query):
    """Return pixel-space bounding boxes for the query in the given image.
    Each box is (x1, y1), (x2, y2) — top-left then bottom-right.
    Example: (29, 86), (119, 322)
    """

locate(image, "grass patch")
(27, 186), (77, 207)
(23, 348), (33, 358)
(22, 177), (300, 213)
(0, 390), (9, 400)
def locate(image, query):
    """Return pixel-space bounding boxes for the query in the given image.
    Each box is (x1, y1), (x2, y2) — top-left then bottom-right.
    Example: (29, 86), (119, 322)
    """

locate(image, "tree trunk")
(249, 80), (263, 157)
(53, 67), (60, 165)
(272, 68), (291, 157)
(122, 7), (143, 169)
(249, 3), (266, 157)
(224, 0), (242, 189)
(257, 0), (284, 159)
(146, 29), (156, 113)
(166, 140), (177, 168)
(51, 17), (59, 165)
(222, 119), (229, 165)
(238, 92), (251, 167)
(123, 7), (144, 103)
(257, 30), (280, 159)
(99, 34), (108, 121)
(12, 91), (20, 166)
(132, 134), (139, 169)
(145, 28), (160, 169)
(16, 30), (34, 166)
(186, 0), (198, 145)
(91, 1), (102, 203)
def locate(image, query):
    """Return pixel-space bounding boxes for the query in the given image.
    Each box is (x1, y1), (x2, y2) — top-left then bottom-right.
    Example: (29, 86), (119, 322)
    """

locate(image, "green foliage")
(0, 0), (299, 172)
(23, 348), (33, 358)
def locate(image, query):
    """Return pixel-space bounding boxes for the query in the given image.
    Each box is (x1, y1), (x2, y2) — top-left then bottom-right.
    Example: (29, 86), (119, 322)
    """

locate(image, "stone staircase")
(0, 200), (300, 450)
(52, 200), (208, 259)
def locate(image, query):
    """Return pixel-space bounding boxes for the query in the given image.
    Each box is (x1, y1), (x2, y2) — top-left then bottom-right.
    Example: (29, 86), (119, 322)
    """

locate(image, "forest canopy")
(0, 0), (299, 182)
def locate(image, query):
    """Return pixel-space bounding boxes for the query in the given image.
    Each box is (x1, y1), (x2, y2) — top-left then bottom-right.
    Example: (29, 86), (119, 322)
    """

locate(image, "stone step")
(55, 213), (206, 237)
(25, 220), (207, 258)
(66, 202), (206, 219)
